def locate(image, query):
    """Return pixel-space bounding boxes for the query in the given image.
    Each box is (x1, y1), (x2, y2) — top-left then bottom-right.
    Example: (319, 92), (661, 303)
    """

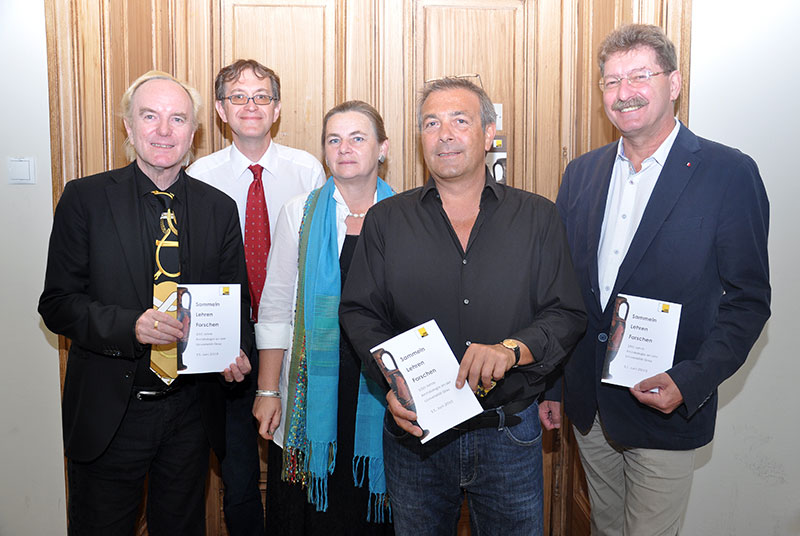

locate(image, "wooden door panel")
(221, 0), (337, 161)
(412, 0), (525, 190)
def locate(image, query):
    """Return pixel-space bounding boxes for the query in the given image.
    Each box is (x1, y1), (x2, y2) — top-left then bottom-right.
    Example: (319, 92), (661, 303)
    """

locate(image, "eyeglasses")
(598, 69), (670, 91)
(425, 73), (483, 89)
(222, 94), (277, 106)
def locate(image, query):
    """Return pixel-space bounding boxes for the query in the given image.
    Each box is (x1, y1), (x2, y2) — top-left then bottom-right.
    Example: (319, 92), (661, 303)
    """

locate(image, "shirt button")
(124, 370), (133, 379)
(463, 298), (470, 305)
(598, 333), (608, 343)
(465, 341), (472, 346)
(621, 214), (628, 219)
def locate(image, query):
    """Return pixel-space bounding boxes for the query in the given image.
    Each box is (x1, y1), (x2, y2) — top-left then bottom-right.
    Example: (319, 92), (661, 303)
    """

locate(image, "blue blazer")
(548, 123), (770, 449)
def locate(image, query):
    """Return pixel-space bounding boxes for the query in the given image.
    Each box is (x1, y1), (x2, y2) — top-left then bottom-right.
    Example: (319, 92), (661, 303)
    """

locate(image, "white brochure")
(176, 283), (241, 374)
(370, 319), (482, 443)
(601, 294), (682, 388)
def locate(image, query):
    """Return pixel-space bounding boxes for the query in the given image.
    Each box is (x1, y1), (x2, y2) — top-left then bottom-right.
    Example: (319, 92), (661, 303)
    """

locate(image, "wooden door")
(44, 1), (691, 534)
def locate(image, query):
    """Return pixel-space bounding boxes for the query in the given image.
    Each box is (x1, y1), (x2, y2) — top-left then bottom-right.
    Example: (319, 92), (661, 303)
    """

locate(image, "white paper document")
(601, 294), (682, 388)
(370, 319), (482, 443)
(176, 283), (241, 374)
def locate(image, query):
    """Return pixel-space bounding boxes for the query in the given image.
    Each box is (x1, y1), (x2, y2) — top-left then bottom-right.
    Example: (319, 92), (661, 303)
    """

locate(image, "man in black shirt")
(340, 77), (586, 535)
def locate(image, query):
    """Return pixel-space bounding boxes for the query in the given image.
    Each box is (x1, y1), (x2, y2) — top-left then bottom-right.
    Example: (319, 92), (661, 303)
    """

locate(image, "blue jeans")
(383, 400), (543, 536)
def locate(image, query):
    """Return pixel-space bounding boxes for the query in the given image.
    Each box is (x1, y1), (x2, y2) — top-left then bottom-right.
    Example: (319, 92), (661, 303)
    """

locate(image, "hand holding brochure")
(370, 319), (482, 443)
(601, 294), (682, 388)
(176, 283), (241, 374)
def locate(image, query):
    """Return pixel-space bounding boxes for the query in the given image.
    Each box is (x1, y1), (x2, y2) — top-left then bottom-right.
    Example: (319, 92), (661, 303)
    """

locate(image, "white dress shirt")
(253, 186), (377, 447)
(597, 119), (681, 310)
(187, 141), (326, 238)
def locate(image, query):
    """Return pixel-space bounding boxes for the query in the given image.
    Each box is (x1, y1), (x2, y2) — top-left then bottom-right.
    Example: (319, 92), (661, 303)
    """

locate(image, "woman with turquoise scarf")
(253, 101), (394, 535)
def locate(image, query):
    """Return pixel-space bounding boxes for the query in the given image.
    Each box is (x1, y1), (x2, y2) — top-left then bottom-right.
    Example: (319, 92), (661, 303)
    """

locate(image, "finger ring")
(154, 320), (159, 330)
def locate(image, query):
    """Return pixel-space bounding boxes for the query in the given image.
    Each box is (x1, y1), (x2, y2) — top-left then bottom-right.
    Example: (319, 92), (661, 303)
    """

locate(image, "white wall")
(686, 1), (800, 534)
(0, 1), (68, 534)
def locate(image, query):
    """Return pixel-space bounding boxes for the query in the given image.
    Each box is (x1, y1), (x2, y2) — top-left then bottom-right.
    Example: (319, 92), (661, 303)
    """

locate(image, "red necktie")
(245, 164), (270, 322)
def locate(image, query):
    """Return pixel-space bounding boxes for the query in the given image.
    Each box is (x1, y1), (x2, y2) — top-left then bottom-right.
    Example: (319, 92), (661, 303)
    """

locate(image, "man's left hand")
(630, 372), (683, 414)
(456, 343), (514, 393)
(222, 350), (251, 382)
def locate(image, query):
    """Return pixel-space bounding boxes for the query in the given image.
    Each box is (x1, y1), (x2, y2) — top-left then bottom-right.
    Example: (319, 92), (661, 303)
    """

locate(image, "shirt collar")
(331, 180), (381, 208)
(615, 117), (681, 166)
(332, 183), (347, 207)
(229, 140), (277, 180)
(419, 167), (501, 202)
(133, 161), (184, 199)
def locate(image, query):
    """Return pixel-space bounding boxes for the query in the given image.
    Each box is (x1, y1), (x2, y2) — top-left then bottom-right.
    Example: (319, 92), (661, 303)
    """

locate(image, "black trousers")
(221, 352), (265, 536)
(67, 383), (209, 536)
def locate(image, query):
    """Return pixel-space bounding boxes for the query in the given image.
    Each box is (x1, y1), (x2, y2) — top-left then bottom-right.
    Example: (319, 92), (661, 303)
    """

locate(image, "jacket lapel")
(106, 163), (150, 308)
(181, 172), (209, 282)
(612, 124), (702, 296)
(586, 144), (617, 312)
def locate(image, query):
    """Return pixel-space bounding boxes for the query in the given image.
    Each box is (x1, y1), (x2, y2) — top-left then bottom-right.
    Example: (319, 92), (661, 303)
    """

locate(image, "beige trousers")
(573, 413), (696, 536)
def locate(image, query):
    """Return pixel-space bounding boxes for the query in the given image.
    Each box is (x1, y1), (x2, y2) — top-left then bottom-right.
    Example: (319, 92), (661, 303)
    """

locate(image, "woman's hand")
(253, 396), (282, 440)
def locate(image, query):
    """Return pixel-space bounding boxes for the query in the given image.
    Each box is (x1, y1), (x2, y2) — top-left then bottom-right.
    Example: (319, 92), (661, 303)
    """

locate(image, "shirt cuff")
(255, 322), (291, 350)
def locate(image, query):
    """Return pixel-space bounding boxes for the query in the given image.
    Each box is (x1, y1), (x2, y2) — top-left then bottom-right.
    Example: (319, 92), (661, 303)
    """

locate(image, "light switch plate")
(8, 157), (36, 185)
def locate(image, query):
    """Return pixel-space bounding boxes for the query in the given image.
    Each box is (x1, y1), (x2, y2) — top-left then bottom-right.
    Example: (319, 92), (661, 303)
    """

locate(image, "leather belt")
(453, 397), (535, 431)
(134, 383), (181, 401)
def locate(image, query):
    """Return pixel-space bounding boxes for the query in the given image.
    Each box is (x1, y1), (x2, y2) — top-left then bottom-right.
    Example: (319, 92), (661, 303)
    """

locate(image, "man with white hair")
(39, 71), (252, 534)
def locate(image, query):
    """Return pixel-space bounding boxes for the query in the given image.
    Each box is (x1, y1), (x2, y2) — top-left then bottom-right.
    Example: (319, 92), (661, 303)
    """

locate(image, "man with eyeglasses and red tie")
(540, 24), (770, 535)
(188, 60), (324, 535)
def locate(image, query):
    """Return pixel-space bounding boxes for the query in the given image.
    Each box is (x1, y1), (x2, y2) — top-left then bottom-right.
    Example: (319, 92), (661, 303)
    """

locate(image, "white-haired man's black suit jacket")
(39, 162), (253, 462)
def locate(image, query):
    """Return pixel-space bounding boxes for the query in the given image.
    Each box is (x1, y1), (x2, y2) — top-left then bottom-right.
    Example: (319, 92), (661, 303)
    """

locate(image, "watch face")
(502, 339), (518, 350)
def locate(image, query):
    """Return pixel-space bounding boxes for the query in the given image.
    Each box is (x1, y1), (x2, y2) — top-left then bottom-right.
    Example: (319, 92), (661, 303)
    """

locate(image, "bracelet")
(255, 389), (281, 398)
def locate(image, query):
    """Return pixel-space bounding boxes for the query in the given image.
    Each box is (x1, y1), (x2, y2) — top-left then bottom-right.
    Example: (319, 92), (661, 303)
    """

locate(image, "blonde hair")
(121, 71), (202, 163)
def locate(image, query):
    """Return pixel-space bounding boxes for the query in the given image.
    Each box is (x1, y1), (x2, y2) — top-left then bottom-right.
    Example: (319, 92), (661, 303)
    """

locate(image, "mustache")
(611, 96), (648, 111)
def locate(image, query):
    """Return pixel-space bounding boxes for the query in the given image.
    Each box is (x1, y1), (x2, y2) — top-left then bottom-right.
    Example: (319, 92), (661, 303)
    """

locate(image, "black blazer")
(547, 124), (770, 449)
(39, 163), (253, 462)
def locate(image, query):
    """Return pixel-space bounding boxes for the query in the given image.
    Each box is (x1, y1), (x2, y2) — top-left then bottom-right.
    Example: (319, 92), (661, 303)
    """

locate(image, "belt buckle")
(135, 384), (179, 401)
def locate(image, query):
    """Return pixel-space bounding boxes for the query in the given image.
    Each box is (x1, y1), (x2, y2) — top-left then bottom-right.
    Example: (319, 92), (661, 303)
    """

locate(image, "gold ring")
(154, 320), (159, 330)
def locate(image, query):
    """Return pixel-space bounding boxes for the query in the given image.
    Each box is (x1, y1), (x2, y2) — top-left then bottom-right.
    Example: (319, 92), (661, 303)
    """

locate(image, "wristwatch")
(501, 339), (521, 368)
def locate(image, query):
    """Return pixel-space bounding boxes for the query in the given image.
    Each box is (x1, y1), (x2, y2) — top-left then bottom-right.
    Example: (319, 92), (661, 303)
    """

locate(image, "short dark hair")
(214, 59), (280, 101)
(597, 24), (678, 75)
(417, 77), (496, 131)
(321, 100), (388, 148)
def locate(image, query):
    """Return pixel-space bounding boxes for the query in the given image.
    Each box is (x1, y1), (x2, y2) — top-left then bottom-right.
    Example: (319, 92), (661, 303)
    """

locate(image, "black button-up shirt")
(340, 171), (587, 409)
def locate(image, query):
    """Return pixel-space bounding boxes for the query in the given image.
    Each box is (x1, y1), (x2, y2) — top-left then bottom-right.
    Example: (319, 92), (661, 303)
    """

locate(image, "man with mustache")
(540, 24), (770, 535)
(340, 77), (586, 535)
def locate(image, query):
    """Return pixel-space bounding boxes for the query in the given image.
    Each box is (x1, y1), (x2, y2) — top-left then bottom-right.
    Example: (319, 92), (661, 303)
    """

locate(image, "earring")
(378, 155), (386, 164)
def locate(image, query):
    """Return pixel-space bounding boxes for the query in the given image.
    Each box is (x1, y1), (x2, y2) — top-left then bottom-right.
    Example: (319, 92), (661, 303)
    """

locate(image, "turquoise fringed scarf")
(282, 176), (394, 522)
